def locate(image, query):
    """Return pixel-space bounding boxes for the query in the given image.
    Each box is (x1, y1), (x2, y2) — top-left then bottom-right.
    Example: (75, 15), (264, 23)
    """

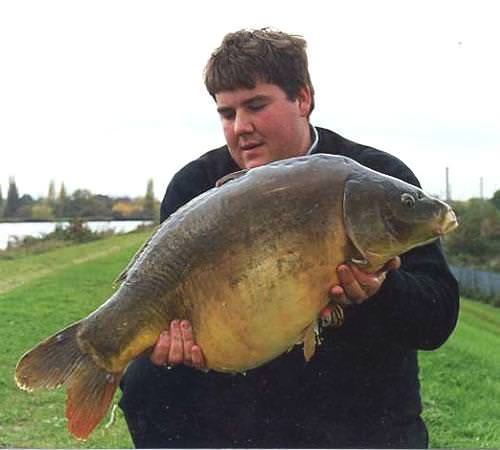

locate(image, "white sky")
(1, 0), (498, 202)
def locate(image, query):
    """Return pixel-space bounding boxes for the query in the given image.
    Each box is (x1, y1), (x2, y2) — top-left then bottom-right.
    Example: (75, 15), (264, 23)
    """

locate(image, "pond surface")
(0, 220), (152, 250)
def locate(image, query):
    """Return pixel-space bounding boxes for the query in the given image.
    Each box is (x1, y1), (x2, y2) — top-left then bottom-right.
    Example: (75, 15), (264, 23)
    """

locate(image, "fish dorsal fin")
(113, 226), (159, 287)
(215, 169), (249, 187)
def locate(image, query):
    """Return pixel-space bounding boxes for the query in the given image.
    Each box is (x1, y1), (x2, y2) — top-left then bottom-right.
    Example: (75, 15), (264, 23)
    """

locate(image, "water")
(0, 220), (153, 250)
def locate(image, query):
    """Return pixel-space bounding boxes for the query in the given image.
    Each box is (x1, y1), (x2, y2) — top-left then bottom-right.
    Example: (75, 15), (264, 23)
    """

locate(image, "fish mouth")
(436, 208), (459, 235)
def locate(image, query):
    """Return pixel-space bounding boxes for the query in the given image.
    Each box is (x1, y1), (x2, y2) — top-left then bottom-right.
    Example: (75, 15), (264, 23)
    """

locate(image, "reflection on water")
(0, 220), (153, 250)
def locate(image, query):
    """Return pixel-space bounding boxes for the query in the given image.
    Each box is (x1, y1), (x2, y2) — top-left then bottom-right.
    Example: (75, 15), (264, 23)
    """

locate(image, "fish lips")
(435, 208), (459, 236)
(434, 205), (458, 236)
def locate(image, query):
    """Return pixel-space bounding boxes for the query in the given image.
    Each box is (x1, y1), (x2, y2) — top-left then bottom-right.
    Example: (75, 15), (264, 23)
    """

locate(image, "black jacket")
(119, 127), (459, 448)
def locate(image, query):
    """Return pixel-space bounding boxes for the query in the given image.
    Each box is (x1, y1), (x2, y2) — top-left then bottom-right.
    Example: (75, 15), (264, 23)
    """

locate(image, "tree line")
(0, 178), (160, 222)
(443, 191), (500, 272)
(2, 177), (499, 272)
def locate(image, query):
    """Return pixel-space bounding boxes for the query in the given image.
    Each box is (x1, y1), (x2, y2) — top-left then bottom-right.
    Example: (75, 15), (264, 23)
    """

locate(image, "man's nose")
(233, 110), (254, 136)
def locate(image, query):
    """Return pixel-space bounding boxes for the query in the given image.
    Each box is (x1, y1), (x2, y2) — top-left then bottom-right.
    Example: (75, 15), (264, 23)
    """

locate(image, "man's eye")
(248, 103), (266, 112)
(220, 111), (235, 120)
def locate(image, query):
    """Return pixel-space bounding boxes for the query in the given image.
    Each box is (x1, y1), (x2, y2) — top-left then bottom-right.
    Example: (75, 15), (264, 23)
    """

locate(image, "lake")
(0, 220), (153, 250)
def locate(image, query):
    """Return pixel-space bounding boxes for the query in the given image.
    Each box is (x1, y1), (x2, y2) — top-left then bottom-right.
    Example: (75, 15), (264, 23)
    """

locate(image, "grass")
(0, 231), (499, 447)
(0, 230), (150, 448)
(420, 299), (500, 448)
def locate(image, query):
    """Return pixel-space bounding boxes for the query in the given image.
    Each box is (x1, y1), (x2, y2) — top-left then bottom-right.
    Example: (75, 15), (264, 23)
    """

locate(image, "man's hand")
(150, 320), (206, 370)
(329, 257), (401, 307)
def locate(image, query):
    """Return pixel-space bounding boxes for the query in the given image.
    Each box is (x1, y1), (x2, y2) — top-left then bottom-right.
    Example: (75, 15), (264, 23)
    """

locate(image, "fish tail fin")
(15, 322), (120, 440)
(15, 322), (86, 391)
(65, 355), (120, 440)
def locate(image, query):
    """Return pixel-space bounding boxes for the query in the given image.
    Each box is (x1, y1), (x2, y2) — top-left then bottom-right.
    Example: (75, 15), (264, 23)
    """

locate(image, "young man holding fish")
(119, 29), (459, 448)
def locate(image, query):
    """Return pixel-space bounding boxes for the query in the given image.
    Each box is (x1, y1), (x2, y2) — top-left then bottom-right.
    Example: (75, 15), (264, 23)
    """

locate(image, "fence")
(450, 265), (500, 306)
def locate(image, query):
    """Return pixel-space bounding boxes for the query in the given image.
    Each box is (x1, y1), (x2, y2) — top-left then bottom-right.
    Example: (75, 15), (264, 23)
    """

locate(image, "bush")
(0, 218), (111, 259)
(444, 199), (500, 273)
(51, 218), (108, 243)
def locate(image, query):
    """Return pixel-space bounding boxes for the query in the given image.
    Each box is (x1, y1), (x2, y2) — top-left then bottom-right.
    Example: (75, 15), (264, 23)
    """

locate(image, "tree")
(56, 182), (67, 218)
(32, 203), (54, 220)
(92, 194), (114, 218)
(444, 199), (496, 259)
(491, 189), (500, 210)
(4, 177), (20, 218)
(64, 189), (94, 217)
(48, 180), (56, 206)
(143, 178), (156, 219)
(16, 194), (35, 219)
(112, 199), (143, 219)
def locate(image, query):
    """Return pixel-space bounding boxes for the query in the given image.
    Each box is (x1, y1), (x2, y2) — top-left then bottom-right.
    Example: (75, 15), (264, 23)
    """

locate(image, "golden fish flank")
(15, 154), (458, 439)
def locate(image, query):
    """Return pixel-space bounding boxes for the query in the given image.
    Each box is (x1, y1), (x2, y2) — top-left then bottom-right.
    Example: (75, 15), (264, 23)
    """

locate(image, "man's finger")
(180, 320), (194, 365)
(338, 265), (366, 303)
(191, 345), (206, 370)
(150, 331), (171, 366)
(329, 285), (352, 307)
(351, 264), (388, 294)
(168, 320), (184, 365)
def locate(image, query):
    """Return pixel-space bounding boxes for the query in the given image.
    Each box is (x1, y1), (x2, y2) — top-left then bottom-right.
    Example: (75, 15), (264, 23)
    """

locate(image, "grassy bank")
(1, 232), (499, 447)
(0, 231), (149, 448)
(420, 299), (500, 447)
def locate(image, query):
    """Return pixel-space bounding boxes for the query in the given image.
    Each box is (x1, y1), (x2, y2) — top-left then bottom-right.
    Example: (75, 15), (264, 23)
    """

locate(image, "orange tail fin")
(15, 322), (121, 440)
(65, 355), (120, 439)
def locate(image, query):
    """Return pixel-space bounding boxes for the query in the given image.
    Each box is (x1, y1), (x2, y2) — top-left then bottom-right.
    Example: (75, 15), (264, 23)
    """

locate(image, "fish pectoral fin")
(302, 321), (319, 362)
(215, 169), (249, 187)
(320, 303), (345, 329)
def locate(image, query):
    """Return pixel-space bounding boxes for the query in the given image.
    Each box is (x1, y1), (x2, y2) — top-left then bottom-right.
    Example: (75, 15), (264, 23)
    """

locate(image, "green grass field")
(0, 230), (499, 448)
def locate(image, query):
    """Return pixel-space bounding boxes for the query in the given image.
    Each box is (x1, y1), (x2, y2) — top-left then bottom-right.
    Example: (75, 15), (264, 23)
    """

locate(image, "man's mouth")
(240, 142), (263, 151)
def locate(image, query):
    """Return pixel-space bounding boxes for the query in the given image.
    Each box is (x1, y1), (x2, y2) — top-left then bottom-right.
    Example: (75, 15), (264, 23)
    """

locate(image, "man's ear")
(297, 85), (312, 117)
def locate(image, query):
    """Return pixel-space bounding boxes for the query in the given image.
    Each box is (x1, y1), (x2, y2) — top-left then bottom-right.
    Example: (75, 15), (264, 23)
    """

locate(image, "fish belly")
(185, 251), (336, 373)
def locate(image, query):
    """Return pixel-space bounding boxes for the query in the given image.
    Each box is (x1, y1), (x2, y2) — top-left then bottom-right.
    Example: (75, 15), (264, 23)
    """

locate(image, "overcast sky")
(1, 0), (498, 202)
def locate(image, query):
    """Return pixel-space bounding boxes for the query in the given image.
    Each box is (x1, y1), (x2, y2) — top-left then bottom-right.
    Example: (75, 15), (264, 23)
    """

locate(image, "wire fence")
(450, 265), (500, 306)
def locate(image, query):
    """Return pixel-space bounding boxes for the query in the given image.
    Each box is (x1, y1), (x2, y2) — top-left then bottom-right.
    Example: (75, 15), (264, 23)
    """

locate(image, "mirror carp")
(15, 154), (458, 439)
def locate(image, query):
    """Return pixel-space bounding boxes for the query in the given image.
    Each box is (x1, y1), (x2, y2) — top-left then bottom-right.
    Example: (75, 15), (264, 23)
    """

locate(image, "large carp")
(15, 154), (457, 439)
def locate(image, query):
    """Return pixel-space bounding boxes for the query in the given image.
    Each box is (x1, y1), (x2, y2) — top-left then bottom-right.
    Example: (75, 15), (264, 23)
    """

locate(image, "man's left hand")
(329, 256), (401, 307)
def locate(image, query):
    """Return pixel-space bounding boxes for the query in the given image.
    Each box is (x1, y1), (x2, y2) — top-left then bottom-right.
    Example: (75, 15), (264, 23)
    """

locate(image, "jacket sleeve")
(372, 241), (459, 350)
(160, 161), (214, 222)
(358, 149), (460, 350)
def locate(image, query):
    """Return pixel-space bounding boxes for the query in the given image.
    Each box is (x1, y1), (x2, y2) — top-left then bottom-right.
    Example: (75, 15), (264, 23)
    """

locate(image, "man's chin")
(244, 160), (262, 169)
(242, 153), (272, 169)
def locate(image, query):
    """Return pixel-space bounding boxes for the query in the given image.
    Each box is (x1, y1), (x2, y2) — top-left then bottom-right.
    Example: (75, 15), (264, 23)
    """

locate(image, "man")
(119, 28), (459, 448)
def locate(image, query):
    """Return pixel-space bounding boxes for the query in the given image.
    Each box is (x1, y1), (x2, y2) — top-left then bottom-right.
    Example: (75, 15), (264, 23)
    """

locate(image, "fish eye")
(401, 193), (416, 208)
(416, 191), (424, 200)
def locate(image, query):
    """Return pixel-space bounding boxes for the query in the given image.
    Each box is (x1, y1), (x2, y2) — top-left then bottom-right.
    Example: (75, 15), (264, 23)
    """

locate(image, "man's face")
(215, 82), (312, 169)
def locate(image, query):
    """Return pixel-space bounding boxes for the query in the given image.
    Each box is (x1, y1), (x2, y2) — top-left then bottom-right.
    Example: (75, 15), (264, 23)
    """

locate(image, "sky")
(0, 0), (498, 202)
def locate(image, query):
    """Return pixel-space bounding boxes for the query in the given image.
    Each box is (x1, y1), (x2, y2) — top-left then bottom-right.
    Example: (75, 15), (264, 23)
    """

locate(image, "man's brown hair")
(204, 28), (315, 114)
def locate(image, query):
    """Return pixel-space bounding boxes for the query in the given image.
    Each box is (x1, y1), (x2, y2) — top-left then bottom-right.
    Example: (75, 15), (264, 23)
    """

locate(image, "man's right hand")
(150, 320), (206, 370)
